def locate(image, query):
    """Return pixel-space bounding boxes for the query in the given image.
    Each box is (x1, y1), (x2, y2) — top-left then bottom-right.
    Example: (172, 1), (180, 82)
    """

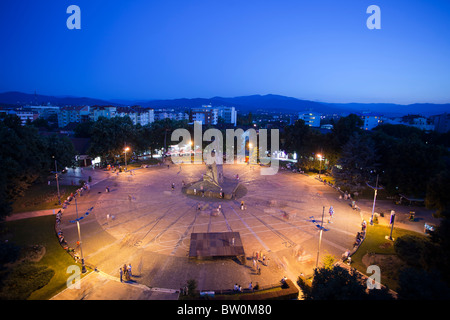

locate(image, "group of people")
(342, 249), (352, 265)
(56, 182), (91, 256)
(119, 264), (133, 282)
(56, 209), (68, 249)
(62, 183), (90, 209)
(233, 282), (256, 293)
(354, 231), (365, 248)
(251, 251), (268, 275)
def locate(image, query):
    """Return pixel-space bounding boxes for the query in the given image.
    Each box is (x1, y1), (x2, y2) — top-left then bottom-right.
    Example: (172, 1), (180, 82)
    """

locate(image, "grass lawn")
(127, 157), (162, 169)
(350, 224), (427, 291)
(1, 215), (90, 300)
(321, 176), (335, 185)
(12, 183), (80, 214)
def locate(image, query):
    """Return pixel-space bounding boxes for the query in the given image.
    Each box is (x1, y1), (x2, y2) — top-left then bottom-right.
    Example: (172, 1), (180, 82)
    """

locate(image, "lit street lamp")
(317, 154), (323, 178)
(124, 146), (130, 171)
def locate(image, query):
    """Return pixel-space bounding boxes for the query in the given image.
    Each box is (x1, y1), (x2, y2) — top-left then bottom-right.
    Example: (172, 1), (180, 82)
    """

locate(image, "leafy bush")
(394, 235), (428, 268)
(0, 262), (55, 300)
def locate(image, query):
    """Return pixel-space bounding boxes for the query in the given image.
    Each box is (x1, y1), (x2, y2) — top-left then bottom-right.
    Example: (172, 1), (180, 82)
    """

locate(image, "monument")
(183, 162), (241, 199)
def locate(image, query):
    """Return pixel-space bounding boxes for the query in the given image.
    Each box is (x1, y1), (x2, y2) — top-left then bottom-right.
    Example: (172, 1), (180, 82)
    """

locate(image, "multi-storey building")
(298, 111), (321, 127)
(216, 106), (237, 126)
(359, 112), (383, 130)
(90, 105), (116, 121)
(116, 106), (155, 126)
(191, 105), (218, 125)
(58, 105), (90, 128)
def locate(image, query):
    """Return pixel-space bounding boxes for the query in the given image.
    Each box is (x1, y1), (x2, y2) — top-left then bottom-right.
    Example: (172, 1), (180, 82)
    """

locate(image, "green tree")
(297, 265), (394, 300)
(282, 119), (311, 163)
(298, 266), (367, 300)
(45, 134), (77, 171)
(73, 120), (95, 138)
(0, 114), (71, 220)
(88, 116), (136, 163)
(332, 133), (378, 193)
(425, 169), (450, 217)
(397, 267), (450, 300)
(331, 114), (363, 147)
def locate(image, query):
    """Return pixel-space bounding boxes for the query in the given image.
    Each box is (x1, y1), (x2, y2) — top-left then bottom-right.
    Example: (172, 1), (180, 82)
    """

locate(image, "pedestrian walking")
(127, 264), (132, 277)
(123, 264), (130, 281)
(119, 268), (123, 282)
(328, 206), (334, 223)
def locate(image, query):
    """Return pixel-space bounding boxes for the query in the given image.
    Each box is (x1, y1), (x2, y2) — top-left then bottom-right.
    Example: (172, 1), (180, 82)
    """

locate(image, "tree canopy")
(0, 114), (76, 220)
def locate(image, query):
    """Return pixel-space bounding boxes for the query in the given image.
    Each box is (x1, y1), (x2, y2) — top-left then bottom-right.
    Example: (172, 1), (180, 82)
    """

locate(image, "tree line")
(281, 114), (450, 217)
(1, 112), (449, 220)
(297, 208), (450, 300)
(0, 114), (76, 220)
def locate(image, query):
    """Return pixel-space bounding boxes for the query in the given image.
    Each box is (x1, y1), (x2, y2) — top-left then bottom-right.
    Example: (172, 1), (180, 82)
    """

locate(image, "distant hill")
(323, 102), (450, 117)
(0, 91), (122, 107)
(0, 91), (448, 117)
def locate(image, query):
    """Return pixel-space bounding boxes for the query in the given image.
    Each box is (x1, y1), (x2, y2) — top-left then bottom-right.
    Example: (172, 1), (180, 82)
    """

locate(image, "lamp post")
(367, 174), (383, 225)
(75, 197), (87, 273)
(124, 146), (130, 171)
(387, 210), (396, 241)
(52, 156), (61, 205)
(315, 206), (325, 269)
(317, 154), (323, 179)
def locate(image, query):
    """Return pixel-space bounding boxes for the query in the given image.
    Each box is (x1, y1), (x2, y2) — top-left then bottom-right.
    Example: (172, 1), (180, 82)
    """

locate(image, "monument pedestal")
(184, 163), (241, 199)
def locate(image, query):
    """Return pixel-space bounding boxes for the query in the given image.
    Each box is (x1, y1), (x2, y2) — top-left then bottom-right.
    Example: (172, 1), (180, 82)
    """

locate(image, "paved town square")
(55, 162), (370, 298)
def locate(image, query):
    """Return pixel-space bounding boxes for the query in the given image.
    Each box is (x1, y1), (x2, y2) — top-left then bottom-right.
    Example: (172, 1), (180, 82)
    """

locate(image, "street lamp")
(52, 156), (61, 205)
(315, 206), (325, 269)
(317, 154), (323, 178)
(74, 197), (87, 273)
(124, 146), (130, 171)
(367, 174), (383, 225)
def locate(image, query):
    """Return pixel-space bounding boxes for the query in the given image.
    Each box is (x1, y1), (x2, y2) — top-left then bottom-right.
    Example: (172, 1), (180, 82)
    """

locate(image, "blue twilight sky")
(1, 0), (450, 104)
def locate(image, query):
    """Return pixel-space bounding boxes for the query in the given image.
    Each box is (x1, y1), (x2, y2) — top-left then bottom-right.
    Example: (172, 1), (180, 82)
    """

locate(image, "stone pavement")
(11, 163), (439, 300)
(51, 270), (179, 300)
(53, 164), (366, 300)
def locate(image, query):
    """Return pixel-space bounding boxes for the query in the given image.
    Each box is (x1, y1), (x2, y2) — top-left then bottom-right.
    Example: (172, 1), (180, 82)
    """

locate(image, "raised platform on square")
(189, 232), (245, 259)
